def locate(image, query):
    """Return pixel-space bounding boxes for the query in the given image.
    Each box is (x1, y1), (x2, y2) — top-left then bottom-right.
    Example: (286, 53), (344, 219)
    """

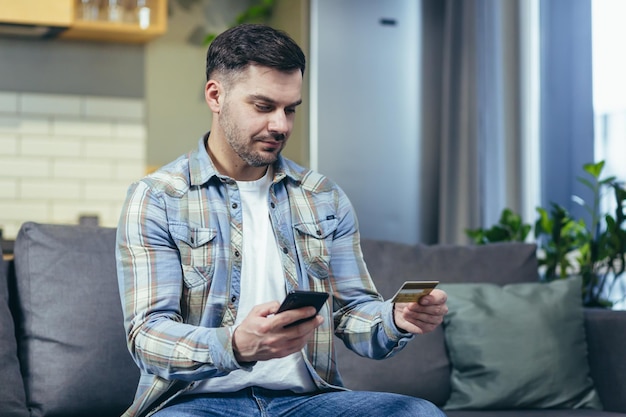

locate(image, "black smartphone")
(276, 290), (329, 328)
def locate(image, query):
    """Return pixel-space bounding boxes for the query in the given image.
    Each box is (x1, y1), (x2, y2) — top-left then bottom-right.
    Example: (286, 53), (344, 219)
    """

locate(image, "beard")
(220, 101), (285, 168)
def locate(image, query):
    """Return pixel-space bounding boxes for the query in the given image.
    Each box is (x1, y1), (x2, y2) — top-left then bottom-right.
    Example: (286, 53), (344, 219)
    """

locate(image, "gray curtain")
(420, 0), (530, 244)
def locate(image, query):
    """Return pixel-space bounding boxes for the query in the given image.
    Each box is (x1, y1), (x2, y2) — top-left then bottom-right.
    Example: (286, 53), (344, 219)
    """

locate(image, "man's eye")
(255, 104), (272, 112)
(286, 108), (297, 115)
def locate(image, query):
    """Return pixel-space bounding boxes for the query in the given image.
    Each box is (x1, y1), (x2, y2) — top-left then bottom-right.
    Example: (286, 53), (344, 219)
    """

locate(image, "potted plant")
(466, 161), (626, 307)
(203, 0), (275, 44)
(169, 0), (275, 45)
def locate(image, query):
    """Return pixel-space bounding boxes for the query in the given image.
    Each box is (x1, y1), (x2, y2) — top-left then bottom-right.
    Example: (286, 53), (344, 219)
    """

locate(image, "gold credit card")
(391, 281), (439, 303)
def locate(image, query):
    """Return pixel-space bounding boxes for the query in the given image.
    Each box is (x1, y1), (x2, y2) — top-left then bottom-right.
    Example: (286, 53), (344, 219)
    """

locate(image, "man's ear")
(205, 79), (222, 112)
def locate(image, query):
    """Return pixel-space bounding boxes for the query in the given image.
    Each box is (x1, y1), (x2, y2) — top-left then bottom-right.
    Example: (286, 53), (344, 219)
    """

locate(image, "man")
(116, 24), (448, 417)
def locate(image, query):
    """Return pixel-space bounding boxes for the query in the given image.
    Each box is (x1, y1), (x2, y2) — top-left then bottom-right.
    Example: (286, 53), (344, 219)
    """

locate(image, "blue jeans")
(152, 387), (446, 417)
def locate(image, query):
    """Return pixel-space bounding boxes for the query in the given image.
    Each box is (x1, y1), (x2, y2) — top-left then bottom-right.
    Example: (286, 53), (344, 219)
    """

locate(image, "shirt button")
(282, 247), (288, 254)
(316, 230), (322, 236)
(270, 202), (276, 209)
(232, 203), (238, 209)
(231, 296), (237, 303)
(234, 250), (240, 257)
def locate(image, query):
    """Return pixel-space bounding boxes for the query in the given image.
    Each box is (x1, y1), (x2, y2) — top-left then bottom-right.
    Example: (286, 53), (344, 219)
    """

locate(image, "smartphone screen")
(276, 290), (329, 328)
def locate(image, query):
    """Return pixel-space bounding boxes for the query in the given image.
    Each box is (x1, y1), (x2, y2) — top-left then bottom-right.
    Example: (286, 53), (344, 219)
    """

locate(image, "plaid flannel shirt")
(116, 136), (413, 417)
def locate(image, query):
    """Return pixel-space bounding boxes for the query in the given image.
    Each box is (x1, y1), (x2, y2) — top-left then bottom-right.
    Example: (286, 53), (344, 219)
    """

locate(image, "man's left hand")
(393, 289), (448, 334)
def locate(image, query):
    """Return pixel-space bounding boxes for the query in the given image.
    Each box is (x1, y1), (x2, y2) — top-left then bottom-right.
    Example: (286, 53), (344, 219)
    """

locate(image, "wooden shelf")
(61, 19), (165, 43)
(0, 0), (167, 43)
(61, 0), (168, 43)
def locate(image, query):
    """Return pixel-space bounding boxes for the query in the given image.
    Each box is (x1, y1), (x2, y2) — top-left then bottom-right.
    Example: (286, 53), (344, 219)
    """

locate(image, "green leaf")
(203, 33), (217, 45)
(583, 161), (605, 178)
(599, 176), (617, 186)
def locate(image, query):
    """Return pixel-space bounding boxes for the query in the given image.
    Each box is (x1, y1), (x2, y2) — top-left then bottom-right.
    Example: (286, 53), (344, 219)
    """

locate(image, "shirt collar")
(188, 132), (305, 187)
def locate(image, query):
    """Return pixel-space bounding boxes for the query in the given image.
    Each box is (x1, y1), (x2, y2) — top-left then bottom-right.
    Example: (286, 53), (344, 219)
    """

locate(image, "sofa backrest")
(334, 239), (539, 406)
(9, 222), (139, 417)
(359, 239), (539, 287)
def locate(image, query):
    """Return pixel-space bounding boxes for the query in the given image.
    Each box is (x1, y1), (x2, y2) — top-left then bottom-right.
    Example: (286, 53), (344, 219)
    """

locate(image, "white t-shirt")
(188, 169), (316, 394)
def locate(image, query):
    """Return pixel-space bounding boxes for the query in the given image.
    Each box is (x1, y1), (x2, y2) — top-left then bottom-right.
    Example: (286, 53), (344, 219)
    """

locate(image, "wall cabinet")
(0, 1), (73, 26)
(0, 0), (167, 43)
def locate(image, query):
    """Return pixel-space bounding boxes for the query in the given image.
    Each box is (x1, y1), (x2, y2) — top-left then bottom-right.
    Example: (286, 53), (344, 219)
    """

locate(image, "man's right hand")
(231, 301), (324, 363)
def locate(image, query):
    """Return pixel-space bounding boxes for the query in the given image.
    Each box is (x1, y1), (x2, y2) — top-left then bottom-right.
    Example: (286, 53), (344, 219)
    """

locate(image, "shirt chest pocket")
(293, 217), (338, 280)
(170, 224), (217, 288)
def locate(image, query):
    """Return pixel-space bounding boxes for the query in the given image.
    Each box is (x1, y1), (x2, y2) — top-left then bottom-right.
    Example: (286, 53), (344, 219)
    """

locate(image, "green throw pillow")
(441, 277), (602, 410)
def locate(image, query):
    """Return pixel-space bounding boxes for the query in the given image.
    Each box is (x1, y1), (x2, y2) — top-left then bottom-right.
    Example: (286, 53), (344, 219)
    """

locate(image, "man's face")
(218, 65), (303, 168)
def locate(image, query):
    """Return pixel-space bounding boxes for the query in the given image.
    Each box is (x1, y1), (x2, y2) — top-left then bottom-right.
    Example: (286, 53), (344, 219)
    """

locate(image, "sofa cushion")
(13, 222), (139, 417)
(0, 252), (29, 417)
(441, 277), (602, 410)
(334, 240), (538, 406)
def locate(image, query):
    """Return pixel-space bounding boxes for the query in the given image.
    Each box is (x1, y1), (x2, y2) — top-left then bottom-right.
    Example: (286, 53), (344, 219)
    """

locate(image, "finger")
(273, 306), (318, 329)
(251, 301), (282, 317)
(412, 311), (445, 328)
(265, 316), (323, 358)
(283, 314), (324, 336)
(398, 313), (442, 335)
(398, 303), (446, 325)
(420, 289), (447, 306)
(405, 302), (448, 316)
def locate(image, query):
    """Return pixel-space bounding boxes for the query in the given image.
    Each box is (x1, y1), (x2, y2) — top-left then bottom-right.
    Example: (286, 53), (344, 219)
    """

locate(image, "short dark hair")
(205, 24), (306, 81)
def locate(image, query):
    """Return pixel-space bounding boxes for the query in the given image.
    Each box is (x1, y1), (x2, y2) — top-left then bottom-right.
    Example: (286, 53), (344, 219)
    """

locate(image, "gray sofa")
(2, 222), (626, 417)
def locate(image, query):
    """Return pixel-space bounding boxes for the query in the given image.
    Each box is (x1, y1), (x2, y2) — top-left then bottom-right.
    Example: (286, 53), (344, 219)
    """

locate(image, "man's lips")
(256, 138), (283, 150)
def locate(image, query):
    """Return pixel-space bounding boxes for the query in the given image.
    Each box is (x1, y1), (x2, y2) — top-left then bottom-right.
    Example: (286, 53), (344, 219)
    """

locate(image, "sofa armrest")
(584, 308), (626, 412)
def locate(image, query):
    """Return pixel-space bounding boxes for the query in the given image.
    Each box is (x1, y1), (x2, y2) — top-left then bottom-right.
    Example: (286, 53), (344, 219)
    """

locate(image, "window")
(592, 0), (626, 183)
(591, 0), (626, 307)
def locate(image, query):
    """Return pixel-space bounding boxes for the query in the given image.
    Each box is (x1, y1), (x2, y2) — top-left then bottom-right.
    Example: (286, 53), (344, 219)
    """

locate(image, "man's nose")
(268, 110), (289, 134)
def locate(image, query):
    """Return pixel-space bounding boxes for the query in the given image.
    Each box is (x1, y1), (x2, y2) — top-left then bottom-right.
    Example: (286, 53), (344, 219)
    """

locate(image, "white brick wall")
(0, 91), (146, 240)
